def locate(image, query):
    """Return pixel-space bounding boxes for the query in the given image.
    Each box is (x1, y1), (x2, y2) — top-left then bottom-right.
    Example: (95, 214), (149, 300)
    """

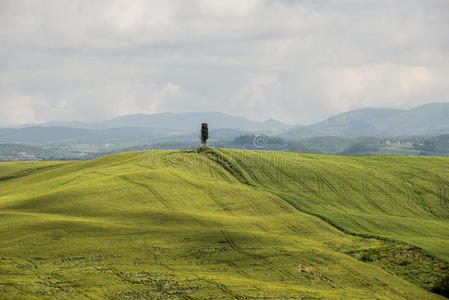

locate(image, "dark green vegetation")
(413, 134), (449, 156)
(0, 144), (57, 161)
(0, 148), (448, 298)
(347, 244), (449, 296)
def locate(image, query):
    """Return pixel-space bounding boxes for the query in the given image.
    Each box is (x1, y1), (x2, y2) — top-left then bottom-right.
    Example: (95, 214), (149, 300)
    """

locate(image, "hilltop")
(0, 149), (448, 298)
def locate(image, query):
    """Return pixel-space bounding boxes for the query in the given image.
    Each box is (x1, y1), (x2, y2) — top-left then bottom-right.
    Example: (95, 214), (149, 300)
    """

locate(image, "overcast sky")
(0, 0), (448, 126)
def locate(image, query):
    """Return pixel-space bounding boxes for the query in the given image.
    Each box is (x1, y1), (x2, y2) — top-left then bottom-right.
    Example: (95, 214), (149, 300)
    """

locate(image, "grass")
(217, 149), (449, 260)
(0, 148), (448, 299)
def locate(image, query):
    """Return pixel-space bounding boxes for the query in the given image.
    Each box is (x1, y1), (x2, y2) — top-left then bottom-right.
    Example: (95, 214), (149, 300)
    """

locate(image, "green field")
(0, 148), (448, 299)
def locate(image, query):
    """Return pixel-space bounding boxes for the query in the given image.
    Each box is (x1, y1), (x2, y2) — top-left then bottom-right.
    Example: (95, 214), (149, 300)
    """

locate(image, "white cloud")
(0, 92), (41, 126)
(321, 63), (447, 111)
(230, 74), (282, 120)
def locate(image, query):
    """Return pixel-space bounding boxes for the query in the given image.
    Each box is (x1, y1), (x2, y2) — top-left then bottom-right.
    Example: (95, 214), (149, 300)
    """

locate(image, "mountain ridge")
(279, 102), (449, 140)
(3, 102), (449, 144)
(14, 112), (289, 132)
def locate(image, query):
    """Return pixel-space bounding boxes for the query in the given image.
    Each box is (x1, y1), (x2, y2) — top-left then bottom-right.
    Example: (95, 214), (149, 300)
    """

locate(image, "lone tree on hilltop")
(201, 123), (208, 147)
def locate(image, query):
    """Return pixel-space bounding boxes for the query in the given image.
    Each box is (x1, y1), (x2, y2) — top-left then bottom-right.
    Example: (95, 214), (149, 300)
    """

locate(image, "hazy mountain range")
(1, 112), (286, 143)
(14, 112), (287, 132)
(279, 102), (449, 140)
(1, 102), (448, 144)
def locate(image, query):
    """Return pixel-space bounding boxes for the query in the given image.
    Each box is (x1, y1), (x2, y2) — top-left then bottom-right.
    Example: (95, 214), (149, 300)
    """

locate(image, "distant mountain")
(376, 103), (449, 136)
(331, 108), (403, 125)
(278, 102), (449, 140)
(4, 104), (448, 144)
(0, 127), (185, 143)
(209, 129), (248, 139)
(4, 112), (287, 144)
(18, 112), (289, 132)
(0, 126), (248, 144)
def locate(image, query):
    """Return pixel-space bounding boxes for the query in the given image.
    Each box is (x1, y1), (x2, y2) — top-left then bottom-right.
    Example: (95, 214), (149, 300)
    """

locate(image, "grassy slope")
(219, 149), (449, 262)
(0, 149), (446, 299)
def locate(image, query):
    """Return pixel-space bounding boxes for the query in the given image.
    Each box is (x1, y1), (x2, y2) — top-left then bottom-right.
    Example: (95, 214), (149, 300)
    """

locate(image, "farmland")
(0, 148), (448, 299)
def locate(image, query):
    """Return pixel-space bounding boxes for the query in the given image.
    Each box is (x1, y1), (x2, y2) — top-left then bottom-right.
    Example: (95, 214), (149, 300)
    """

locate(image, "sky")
(0, 0), (448, 126)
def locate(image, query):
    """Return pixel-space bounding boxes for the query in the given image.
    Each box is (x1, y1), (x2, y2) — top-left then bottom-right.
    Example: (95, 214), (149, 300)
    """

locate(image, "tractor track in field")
(170, 173), (232, 213)
(276, 167), (367, 212)
(220, 230), (236, 249)
(246, 197), (262, 214)
(0, 164), (66, 183)
(200, 278), (244, 299)
(250, 232), (262, 242)
(309, 159), (448, 217)
(231, 157), (259, 185)
(212, 167), (235, 183)
(401, 181), (430, 217)
(226, 260), (249, 277)
(316, 174), (352, 205)
(203, 189), (231, 214)
(349, 184), (388, 213)
(279, 250), (341, 287)
(410, 169), (449, 212)
(164, 182), (196, 209)
(220, 228), (326, 284)
(277, 168), (321, 198)
(285, 224), (304, 236)
(197, 186), (231, 214)
(417, 181), (449, 204)
(271, 195), (295, 213)
(258, 166), (281, 184)
(420, 186), (449, 209)
(237, 248), (307, 283)
(306, 159), (404, 197)
(301, 164), (376, 212)
(196, 148), (252, 185)
(369, 181), (396, 202)
(118, 175), (173, 211)
(218, 231), (298, 283)
(429, 175), (449, 206)
(432, 174), (449, 187)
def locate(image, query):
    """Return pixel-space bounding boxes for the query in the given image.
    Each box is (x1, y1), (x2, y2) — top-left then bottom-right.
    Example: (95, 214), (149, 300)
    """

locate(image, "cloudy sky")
(0, 0), (448, 126)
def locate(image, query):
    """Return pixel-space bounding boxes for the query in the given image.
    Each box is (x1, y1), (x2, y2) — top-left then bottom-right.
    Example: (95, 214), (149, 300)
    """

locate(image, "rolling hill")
(0, 149), (448, 298)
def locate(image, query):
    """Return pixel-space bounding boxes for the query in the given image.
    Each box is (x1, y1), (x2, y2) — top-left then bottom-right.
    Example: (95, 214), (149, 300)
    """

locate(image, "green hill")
(0, 149), (448, 299)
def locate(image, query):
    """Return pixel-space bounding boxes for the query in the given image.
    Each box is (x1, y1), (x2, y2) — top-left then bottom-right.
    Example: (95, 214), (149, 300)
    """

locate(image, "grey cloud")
(0, 0), (448, 126)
